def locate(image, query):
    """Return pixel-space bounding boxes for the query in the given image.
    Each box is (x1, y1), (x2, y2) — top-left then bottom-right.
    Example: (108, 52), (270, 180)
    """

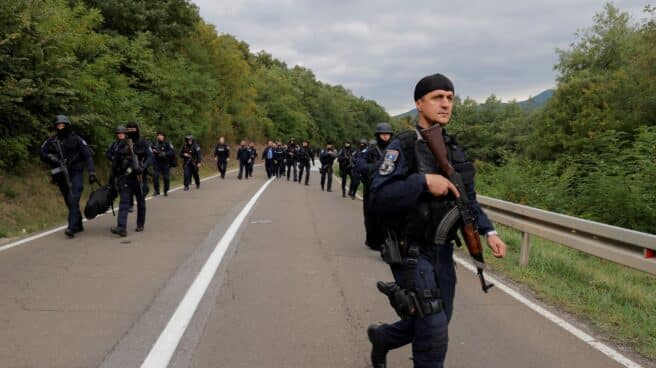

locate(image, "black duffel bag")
(84, 182), (116, 219)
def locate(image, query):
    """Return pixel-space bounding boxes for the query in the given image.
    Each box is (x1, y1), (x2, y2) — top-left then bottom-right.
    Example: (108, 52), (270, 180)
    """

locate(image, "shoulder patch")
(384, 149), (399, 162)
(379, 149), (399, 176)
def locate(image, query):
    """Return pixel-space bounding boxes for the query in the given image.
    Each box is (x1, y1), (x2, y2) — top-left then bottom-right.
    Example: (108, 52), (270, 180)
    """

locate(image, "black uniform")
(285, 143), (298, 181)
(296, 145), (312, 185)
(274, 145), (285, 178)
(40, 116), (96, 237)
(357, 143), (386, 250)
(337, 146), (355, 197)
(151, 140), (175, 195)
(111, 136), (153, 234)
(247, 146), (257, 177)
(213, 143), (230, 178)
(180, 140), (202, 189)
(236, 144), (251, 179)
(319, 147), (337, 191)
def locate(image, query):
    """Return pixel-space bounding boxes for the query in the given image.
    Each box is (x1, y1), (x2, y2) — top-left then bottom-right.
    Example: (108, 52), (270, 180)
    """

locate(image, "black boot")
(368, 324), (387, 368)
(111, 226), (127, 237)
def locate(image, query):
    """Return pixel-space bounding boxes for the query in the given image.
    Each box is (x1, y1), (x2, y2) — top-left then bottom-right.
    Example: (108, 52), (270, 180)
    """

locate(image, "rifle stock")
(419, 124), (493, 293)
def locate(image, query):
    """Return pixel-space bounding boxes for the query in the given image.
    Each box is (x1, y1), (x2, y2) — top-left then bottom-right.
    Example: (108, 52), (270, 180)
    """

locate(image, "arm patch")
(379, 149), (399, 176)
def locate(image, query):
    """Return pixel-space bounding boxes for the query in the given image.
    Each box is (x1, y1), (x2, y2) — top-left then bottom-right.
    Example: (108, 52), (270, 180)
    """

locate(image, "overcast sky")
(191, 1), (648, 115)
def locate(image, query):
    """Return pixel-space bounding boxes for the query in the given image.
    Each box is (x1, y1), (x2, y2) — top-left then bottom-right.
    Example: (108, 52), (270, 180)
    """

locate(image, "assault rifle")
(52, 139), (74, 208)
(420, 124), (494, 293)
(126, 138), (143, 197)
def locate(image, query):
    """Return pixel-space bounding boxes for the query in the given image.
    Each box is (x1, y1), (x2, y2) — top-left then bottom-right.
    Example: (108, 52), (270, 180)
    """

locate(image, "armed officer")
(296, 140), (312, 185)
(109, 122), (153, 237)
(262, 141), (275, 178)
(347, 138), (368, 199)
(151, 131), (175, 196)
(274, 142), (285, 178)
(319, 143), (337, 191)
(357, 122), (394, 251)
(285, 138), (298, 181)
(236, 140), (250, 179)
(247, 142), (257, 178)
(337, 142), (355, 198)
(40, 115), (97, 238)
(213, 136), (230, 179)
(366, 74), (507, 368)
(180, 135), (202, 190)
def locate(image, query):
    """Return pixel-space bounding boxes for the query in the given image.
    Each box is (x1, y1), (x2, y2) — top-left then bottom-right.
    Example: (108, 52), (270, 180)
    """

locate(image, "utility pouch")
(381, 231), (403, 265)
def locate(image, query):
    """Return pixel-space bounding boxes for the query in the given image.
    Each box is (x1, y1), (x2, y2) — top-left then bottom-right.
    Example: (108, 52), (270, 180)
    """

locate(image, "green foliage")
(0, 0), (389, 172)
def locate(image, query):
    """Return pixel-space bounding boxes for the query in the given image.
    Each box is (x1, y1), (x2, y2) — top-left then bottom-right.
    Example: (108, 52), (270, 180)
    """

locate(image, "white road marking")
(0, 166), (261, 253)
(139, 178), (273, 368)
(453, 254), (643, 368)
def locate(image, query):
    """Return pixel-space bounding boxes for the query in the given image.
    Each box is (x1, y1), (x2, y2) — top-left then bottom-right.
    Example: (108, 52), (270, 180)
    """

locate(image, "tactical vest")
(394, 129), (476, 246)
(45, 134), (84, 170)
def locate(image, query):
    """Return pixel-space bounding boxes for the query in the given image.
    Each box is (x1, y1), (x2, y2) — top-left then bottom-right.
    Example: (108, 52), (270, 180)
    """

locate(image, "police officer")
(180, 135), (202, 190)
(347, 138), (368, 199)
(366, 73), (507, 368)
(337, 142), (355, 198)
(319, 143), (337, 191)
(357, 123), (394, 250)
(262, 141), (275, 178)
(274, 142), (286, 178)
(40, 115), (97, 238)
(296, 140), (312, 185)
(247, 141), (257, 178)
(213, 136), (230, 179)
(110, 122), (153, 237)
(285, 138), (298, 181)
(236, 140), (250, 179)
(151, 131), (175, 196)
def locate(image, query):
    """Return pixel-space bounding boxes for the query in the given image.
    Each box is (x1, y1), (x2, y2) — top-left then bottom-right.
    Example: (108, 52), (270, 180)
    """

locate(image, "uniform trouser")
(265, 159), (274, 178)
(217, 159), (227, 178)
(286, 160), (297, 181)
(247, 161), (254, 177)
(320, 166), (333, 190)
(273, 161), (281, 177)
(340, 170), (350, 195)
(297, 161), (310, 184)
(363, 191), (384, 249)
(375, 247), (456, 368)
(117, 176), (146, 230)
(55, 170), (84, 231)
(152, 161), (170, 194)
(184, 163), (200, 187)
(349, 175), (361, 197)
(238, 160), (249, 179)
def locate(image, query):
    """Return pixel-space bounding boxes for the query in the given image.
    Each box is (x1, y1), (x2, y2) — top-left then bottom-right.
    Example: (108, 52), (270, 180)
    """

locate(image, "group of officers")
(40, 73), (508, 368)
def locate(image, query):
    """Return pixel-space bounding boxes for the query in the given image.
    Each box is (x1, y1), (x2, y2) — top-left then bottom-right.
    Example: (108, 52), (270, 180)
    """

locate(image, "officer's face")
(219, 137), (225, 144)
(157, 134), (164, 142)
(379, 133), (391, 142)
(416, 89), (454, 127)
(127, 127), (137, 133)
(117, 133), (126, 140)
(56, 123), (66, 130)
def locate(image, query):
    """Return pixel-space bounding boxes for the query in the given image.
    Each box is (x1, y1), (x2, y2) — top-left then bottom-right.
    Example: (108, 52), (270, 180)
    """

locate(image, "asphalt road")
(0, 166), (638, 367)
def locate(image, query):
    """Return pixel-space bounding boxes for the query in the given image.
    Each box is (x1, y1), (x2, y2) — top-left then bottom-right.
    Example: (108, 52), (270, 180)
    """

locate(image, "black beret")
(414, 73), (454, 101)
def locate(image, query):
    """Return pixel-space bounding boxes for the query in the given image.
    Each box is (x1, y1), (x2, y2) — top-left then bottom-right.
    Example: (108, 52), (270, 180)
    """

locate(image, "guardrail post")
(519, 232), (531, 267)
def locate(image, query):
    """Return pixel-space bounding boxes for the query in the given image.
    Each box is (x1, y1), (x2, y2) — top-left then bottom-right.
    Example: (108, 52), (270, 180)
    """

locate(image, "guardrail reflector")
(645, 248), (655, 259)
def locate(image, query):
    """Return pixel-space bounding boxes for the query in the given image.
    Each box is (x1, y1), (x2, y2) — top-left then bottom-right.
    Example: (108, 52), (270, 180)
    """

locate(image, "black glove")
(89, 172), (98, 184)
(135, 166), (144, 175)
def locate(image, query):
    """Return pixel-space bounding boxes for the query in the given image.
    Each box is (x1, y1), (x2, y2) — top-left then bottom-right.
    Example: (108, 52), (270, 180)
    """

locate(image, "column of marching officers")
(40, 116), (391, 247)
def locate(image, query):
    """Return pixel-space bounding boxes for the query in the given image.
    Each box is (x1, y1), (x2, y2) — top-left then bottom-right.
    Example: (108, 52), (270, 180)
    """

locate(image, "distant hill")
(392, 89), (554, 119)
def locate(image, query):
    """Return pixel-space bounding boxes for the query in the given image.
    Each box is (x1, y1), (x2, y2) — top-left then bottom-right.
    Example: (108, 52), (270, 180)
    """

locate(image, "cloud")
(192, 0), (648, 115)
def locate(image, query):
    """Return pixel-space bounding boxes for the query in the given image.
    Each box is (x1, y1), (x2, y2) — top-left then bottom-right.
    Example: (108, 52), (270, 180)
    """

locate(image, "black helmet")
(375, 122), (394, 134)
(54, 115), (71, 126)
(115, 125), (128, 134)
(185, 135), (194, 140)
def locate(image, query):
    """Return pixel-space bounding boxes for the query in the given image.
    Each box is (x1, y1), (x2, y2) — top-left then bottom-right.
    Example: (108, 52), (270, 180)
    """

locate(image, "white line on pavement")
(139, 177), (274, 368)
(453, 254), (642, 368)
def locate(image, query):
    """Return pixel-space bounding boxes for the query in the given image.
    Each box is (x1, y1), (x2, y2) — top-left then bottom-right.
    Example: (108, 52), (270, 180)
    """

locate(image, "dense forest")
(397, 4), (655, 233)
(0, 0), (389, 172)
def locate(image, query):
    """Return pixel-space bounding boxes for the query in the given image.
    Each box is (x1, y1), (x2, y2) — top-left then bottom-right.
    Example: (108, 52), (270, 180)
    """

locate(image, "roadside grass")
(0, 159), (239, 240)
(482, 224), (656, 360)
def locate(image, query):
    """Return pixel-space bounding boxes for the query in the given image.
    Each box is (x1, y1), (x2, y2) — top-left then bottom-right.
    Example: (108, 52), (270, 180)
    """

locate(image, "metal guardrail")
(478, 196), (656, 276)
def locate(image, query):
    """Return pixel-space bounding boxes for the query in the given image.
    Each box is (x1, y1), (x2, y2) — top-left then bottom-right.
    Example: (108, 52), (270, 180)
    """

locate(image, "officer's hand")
(425, 174), (459, 198)
(486, 235), (506, 258)
(184, 153), (191, 157)
(47, 153), (60, 164)
(197, 163), (201, 168)
(89, 172), (98, 184)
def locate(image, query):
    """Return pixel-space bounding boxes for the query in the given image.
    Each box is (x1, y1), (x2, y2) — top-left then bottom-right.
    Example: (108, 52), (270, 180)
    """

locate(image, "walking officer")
(262, 141), (275, 178)
(296, 140), (312, 185)
(151, 131), (175, 196)
(180, 135), (202, 190)
(213, 136), (230, 179)
(337, 142), (355, 198)
(319, 143), (337, 191)
(366, 73), (507, 368)
(109, 122), (153, 237)
(236, 140), (250, 179)
(285, 138), (298, 181)
(40, 115), (97, 238)
(247, 141), (257, 178)
(357, 122), (394, 250)
(274, 142), (285, 178)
